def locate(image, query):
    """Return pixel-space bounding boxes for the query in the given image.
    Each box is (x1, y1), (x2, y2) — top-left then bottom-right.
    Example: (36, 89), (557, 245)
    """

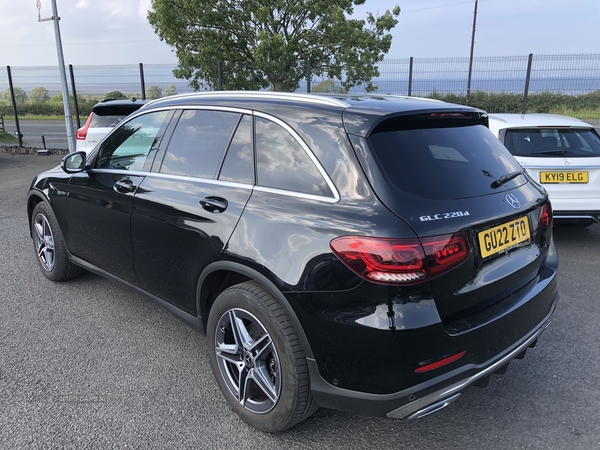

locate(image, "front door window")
(96, 111), (170, 171)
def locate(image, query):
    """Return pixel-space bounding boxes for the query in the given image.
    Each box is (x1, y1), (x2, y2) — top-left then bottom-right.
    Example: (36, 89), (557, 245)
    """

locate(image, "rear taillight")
(330, 233), (470, 285)
(76, 113), (93, 140)
(420, 234), (469, 277)
(539, 201), (553, 227)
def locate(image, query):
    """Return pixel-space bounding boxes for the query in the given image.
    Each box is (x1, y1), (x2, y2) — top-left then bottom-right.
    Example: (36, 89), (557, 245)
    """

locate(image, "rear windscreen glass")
(368, 123), (523, 199)
(89, 114), (128, 128)
(504, 128), (600, 157)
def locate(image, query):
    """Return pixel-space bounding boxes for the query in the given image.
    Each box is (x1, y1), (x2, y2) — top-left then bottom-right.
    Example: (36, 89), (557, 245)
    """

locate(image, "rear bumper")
(307, 291), (558, 419)
(387, 317), (550, 419)
(550, 196), (600, 220)
(553, 210), (600, 223)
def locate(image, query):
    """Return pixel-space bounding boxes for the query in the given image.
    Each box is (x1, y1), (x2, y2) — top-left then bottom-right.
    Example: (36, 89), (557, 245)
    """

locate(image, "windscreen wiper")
(491, 170), (523, 189)
(530, 150), (566, 156)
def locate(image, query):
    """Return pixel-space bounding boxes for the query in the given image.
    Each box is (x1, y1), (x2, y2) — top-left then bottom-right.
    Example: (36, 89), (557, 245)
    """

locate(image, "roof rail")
(142, 91), (350, 109)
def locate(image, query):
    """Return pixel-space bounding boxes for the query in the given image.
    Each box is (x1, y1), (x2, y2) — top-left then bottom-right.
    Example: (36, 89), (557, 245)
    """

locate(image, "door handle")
(200, 196), (228, 214)
(113, 178), (134, 193)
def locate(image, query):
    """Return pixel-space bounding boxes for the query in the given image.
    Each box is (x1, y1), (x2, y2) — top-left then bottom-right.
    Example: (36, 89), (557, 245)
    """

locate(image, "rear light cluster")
(539, 201), (553, 227)
(75, 113), (94, 141)
(330, 233), (470, 285)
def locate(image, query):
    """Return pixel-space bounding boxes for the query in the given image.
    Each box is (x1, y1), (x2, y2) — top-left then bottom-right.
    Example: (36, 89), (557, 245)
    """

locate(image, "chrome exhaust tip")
(407, 393), (462, 419)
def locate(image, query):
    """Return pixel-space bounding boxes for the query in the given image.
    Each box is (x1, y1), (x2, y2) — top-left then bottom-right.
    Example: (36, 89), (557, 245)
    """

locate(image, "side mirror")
(61, 151), (87, 174)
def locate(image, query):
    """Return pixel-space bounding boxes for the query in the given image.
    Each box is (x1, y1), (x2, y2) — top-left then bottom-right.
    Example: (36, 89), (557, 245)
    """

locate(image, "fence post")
(522, 53), (533, 115)
(69, 64), (81, 129)
(306, 60), (311, 93)
(139, 63), (146, 100)
(218, 62), (223, 90)
(6, 66), (23, 148)
(408, 57), (413, 96)
(466, 0), (479, 105)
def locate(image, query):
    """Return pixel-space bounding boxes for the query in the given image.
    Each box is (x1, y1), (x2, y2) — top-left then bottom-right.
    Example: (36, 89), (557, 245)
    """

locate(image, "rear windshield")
(89, 114), (129, 128)
(368, 123), (523, 200)
(90, 103), (143, 128)
(504, 128), (600, 157)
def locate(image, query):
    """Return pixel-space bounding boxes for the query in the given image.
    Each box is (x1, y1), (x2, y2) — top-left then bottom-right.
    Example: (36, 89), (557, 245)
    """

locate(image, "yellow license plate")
(540, 171), (588, 184)
(478, 216), (531, 258)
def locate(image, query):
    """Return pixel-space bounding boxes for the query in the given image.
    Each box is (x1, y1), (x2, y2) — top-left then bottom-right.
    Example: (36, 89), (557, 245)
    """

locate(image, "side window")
(218, 115), (254, 185)
(255, 117), (332, 197)
(96, 111), (169, 171)
(160, 110), (240, 179)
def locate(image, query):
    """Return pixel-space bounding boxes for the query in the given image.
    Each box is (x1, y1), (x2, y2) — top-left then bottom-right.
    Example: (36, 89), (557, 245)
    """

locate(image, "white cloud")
(138, 0), (152, 19)
(1, 0), (599, 66)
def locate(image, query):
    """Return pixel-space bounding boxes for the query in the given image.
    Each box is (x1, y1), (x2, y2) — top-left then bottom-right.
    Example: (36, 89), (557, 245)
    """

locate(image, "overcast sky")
(1, 0), (598, 67)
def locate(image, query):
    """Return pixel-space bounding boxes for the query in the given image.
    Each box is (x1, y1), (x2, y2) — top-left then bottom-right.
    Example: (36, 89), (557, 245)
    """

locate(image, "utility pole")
(38, 0), (76, 153)
(466, 0), (478, 106)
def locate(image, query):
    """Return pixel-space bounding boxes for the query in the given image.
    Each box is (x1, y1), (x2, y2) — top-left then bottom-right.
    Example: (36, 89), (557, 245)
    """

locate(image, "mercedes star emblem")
(505, 193), (520, 209)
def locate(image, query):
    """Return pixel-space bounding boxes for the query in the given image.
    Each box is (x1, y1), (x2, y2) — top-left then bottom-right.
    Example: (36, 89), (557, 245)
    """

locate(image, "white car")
(76, 99), (146, 153)
(488, 113), (600, 226)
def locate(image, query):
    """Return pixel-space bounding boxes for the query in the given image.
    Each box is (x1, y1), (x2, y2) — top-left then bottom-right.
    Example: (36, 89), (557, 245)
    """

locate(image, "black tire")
(31, 202), (83, 281)
(206, 281), (318, 432)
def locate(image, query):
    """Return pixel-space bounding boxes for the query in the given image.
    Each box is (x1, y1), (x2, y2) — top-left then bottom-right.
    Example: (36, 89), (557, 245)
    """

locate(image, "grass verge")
(0, 130), (19, 144)
(547, 109), (600, 120)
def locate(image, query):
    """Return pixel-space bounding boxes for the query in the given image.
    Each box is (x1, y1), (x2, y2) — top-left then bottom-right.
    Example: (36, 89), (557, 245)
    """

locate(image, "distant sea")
(2, 63), (600, 97)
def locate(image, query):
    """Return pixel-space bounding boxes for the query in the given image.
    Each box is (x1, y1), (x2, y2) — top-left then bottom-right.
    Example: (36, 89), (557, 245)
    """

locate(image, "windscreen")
(368, 119), (523, 200)
(504, 128), (600, 157)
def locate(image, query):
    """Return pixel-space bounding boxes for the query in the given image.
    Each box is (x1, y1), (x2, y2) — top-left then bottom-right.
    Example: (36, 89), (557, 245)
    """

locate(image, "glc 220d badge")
(420, 211), (471, 221)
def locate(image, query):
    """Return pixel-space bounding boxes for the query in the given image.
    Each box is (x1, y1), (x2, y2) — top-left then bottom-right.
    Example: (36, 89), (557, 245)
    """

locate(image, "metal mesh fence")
(529, 54), (600, 94)
(1, 53), (599, 122)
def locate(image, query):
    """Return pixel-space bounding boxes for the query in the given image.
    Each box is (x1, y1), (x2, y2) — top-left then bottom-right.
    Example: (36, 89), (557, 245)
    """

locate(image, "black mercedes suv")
(27, 92), (558, 432)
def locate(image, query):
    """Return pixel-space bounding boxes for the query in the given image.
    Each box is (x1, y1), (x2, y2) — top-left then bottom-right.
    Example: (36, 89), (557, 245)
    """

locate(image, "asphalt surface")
(2, 120), (71, 150)
(1, 154), (600, 449)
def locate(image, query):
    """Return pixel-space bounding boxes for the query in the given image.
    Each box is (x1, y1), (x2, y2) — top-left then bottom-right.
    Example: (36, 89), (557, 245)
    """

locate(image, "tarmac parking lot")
(1, 153), (600, 449)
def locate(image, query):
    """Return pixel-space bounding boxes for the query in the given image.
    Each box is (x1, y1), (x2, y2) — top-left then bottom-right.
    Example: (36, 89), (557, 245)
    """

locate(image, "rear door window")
(160, 110), (241, 179)
(255, 117), (333, 198)
(368, 120), (523, 199)
(504, 128), (600, 157)
(218, 115), (254, 185)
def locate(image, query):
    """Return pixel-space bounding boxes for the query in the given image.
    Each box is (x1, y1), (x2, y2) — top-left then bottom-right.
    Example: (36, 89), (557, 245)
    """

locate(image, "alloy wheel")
(34, 213), (55, 272)
(214, 308), (282, 414)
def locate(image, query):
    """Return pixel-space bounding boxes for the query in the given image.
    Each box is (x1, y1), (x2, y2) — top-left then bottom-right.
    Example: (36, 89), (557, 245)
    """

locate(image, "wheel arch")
(27, 192), (48, 237)
(196, 261), (315, 360)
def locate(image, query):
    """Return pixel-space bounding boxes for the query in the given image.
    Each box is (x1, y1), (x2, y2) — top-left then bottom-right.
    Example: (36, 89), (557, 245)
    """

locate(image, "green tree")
(28, 87), (50, 104)
(311, 79), (348, 94)
(148, 0), (400, 92)
(164, 84), (177, 96)
(2, 87), (27, 105)
(146, 85), (163, 99)
(104, 91), (127, 100)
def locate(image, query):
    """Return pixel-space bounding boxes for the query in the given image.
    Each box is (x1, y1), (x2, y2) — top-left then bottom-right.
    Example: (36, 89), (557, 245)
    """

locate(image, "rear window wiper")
(529, 150), (566, 156)
(491, 170), (523, 188)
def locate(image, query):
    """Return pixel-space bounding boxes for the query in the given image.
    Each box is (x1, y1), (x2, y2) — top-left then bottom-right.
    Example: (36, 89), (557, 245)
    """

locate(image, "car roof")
(141, 91), (485, 137)
(488, 113), (592, 129)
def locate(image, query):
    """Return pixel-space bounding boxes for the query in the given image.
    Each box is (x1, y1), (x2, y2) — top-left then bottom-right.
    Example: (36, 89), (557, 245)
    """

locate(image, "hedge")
(1, 90), (599, 119)
(0, 102), (95, 116)
(427, 90), (600, 117)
